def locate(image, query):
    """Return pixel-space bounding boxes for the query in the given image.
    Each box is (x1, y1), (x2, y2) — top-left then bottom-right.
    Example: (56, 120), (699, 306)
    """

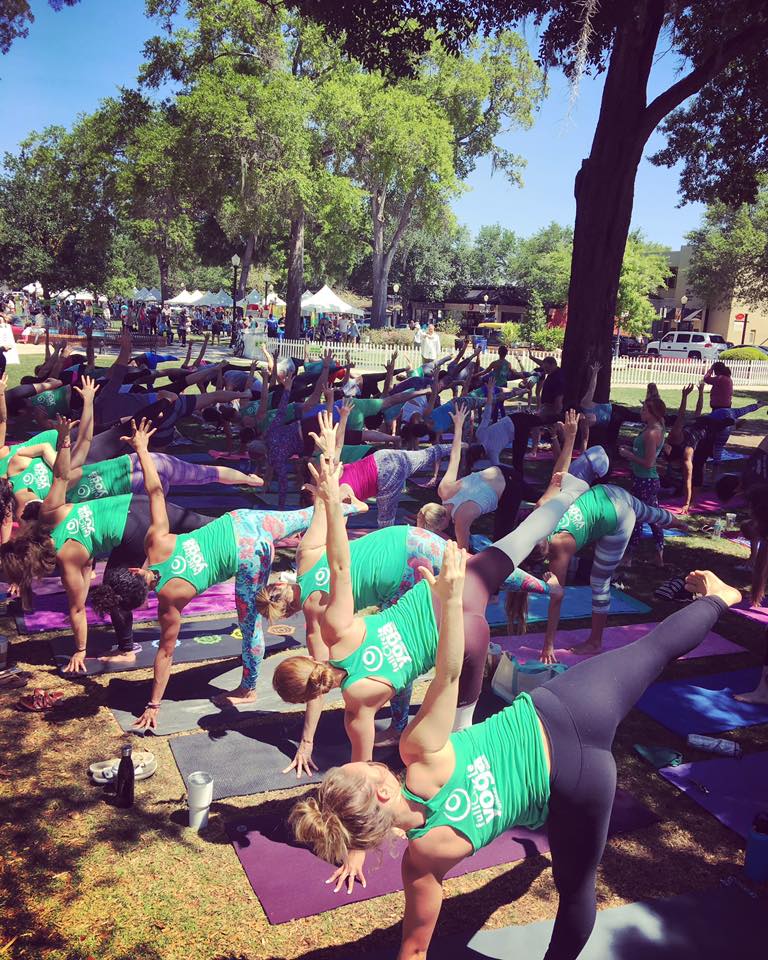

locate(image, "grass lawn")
(1, 353), (767, 959)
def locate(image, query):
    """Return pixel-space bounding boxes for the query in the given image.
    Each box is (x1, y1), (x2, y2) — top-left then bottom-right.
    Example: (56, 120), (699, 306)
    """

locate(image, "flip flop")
(18, 689), (65, 712)
(0, 674), (28, 691)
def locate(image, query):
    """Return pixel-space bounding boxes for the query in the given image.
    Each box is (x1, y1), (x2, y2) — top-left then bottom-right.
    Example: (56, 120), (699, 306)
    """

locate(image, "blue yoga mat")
(486, 585), (651, 627)
(640, 523), (687, 539)
(636, 667), (768, 735)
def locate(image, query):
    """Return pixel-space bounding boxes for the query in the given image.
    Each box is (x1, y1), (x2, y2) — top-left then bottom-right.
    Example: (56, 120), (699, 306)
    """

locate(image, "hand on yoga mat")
(133, 705), (159, 731)
(63, 650), (87, 674)
(283, 739), (318, 779)
(327, 848), (367, 894)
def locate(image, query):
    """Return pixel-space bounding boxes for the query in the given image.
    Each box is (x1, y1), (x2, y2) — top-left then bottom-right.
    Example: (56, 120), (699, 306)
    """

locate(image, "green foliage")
(467, 224), (518, 286)
(529, 326), (565, 351)
(686, 185), (768, 311)
(616, 232), (672, 338)
(436, 315), (461, 337)
(520, 290), (547, 343)
(499, 322), (521, 347)
(365, 329), (417, 348)
(396, 212), (473, 302)
(512, 222), (572, 306)
(719, 347), (767, 361)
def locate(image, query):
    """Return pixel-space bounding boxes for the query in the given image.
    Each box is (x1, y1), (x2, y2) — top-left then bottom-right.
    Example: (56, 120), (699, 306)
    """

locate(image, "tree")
(289, 0), (768, 400)
(520, 290), (547, 344)
(616, 232), (672, 337)
(0, 0), (79, 54)
(512, 222), (573, 306)
(685, 188), (768, 310)
(467, 224), (518, 287)
(396, 211), (473, 303)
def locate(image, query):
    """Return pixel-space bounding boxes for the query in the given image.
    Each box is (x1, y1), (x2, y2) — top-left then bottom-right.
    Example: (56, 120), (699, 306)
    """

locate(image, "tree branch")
(384, 181), (420, 261)
(641, 19), (768, 139)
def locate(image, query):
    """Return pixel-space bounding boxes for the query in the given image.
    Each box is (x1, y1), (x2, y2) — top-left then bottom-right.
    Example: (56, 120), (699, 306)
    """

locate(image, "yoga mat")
(166, 491), (257, 512)
(494, 623), (744, 667)
(368, 889), (768, 960)
(486, 586), (651, 628)
(716, 448), (749, 462)
(639, 524), (687, 539)
(3, 562), (106, 598)
(17, 581), (236, 634)
(49, 617), (298, 677)
(227, 790), (657, 924)
(732, 599), (768, 626)
(660, 493), (746, 515)
(659, 751), (768, 841)
(108, 641), (340, 736)
(170, 708), (404, 799)
(636, 668), (768, 735)
(725, 531), (750, 550)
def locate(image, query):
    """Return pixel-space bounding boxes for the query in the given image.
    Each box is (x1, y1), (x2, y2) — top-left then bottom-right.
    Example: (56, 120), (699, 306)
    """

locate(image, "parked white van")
(646, 331), (729, 360)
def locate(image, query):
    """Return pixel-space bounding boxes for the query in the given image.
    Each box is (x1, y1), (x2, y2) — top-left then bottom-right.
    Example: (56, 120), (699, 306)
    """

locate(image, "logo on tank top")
(23, 463), (51, 492)
(178, 538), (208, 577)
(78, 470), (107, 499)
(365, 621), (412, 674)
(67, 504), (94, 538)
(444, 755), (502, 829)
(560, 503), (585, 531)
(313, 566), (330, 587)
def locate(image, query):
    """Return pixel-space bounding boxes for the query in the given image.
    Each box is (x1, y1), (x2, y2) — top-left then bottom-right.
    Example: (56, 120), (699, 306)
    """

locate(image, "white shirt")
(338, 315), (349, 334)
(401, 395), (428, 423)
(412, 325), (423, 347)
(421, 331), (441, 361)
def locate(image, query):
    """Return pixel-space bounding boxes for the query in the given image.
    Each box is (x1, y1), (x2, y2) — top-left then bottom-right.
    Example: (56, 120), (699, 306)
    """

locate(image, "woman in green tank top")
(0, 416), (210, 675)
(289, 555), (741, 955)
(618, 394), (668, 566)
(86, 420), (359, 732)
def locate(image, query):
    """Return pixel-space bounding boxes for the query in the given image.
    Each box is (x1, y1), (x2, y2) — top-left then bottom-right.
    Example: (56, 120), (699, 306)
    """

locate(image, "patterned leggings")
(374, 445), (452, 526)
(386, 526), (447, 731)
(628, 476), (664, 551)
(128, 453), (220, 494)
(230, 507), (315, 691)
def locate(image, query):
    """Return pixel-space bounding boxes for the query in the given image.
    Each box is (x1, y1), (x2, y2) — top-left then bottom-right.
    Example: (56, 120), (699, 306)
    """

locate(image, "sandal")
(0, 674), (28, 691)
(18, 689), (65, 712)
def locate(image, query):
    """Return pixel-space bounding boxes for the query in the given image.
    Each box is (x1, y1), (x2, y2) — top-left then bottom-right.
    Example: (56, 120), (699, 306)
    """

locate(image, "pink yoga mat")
(227, 790), (658, 924)
(17, 581), (236, 633)
(494, 623), (744, 666)
(660, 494), (745, 515)
(2, 562), (106, 598)
(659, 751), (768, 840)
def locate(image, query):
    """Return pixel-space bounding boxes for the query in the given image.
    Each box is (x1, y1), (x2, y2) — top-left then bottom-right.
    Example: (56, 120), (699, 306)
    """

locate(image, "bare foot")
(98, 650), (137, 664)
(374, 725), (402, 748)
(243, 474), (264, 487)
(684, 570), (742, 607)
(211, 686), (257, 707)
(734, 685), (768, 705)
(342, 493), (368, 514)
(568, 640), (602, 656)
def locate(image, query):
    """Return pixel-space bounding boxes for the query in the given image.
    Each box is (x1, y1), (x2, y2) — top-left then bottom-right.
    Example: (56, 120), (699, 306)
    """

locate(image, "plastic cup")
(187, 770), (213, 830)
(725, 512), (737, 529)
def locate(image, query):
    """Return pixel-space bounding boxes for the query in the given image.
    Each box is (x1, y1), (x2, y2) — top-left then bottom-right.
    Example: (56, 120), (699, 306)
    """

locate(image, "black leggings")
(529, 597), (726, 960)
(105, 496), (209, 648)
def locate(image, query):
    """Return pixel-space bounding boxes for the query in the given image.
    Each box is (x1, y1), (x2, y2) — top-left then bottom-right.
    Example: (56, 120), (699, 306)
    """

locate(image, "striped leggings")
(596, 486), (675, 608)
(375, 445), (452, 526)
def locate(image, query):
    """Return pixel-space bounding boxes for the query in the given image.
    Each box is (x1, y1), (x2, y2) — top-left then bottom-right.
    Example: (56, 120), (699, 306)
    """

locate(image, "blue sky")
(0, 0), (704, 249)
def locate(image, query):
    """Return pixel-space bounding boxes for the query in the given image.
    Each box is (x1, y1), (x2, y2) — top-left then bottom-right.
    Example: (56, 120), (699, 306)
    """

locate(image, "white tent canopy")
(194, 291), (220, 307)
(301, 284), (363, 316)
(145, 287), (162, 302)
(166, 289), (194, 305)
(134, 287), (150, 300)
(213, 290), (234, 307)
(74, 290), (95, 302)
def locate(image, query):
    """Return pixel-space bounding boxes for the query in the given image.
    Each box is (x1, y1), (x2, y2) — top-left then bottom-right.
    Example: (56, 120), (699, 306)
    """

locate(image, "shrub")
(499, 322), (522, 348)
(530, 326), (565, 351)
(436, 315), (461, 337)
(718, 346), (767, 361)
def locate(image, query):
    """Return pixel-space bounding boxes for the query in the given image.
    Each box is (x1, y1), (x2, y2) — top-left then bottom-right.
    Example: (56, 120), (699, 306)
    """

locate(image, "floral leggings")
(628, 476), (664, 551)
(387, 526), (447, 730)
(230, 507), (315, 691)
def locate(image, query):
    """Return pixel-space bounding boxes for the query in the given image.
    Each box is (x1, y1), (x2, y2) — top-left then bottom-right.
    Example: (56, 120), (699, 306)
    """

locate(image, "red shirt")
(705, 373), (733, 409)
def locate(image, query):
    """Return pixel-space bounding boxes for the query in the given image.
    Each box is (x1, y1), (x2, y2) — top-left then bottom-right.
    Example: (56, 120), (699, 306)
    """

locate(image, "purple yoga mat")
(18, 581), (236, 633)
(732, 600), (768, 626)
(2, 562), (106, 598)
(660, 494), (746, 515)
(659, 751), (768, 840)
(494, 624), (744, 666)
(228, 790), (658, 924)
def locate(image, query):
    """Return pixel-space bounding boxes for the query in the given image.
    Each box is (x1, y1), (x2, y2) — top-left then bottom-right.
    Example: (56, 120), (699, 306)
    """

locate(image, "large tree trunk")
(158, 253), (169, 306)
(238, 233), (256, 300)
(285, 209), (305, 339)
(561, 4), (664, 406)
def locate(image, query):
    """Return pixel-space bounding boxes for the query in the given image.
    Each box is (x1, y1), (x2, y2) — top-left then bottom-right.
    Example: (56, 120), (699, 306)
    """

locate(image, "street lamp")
(231, 253), (240, 335)
(392, 282), (400, 326)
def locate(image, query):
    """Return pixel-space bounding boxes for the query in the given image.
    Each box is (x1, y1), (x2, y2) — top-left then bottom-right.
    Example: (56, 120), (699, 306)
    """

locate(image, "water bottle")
(745, 811), (768, 882)
(709, 518), (726, 539)
(114, 745), (135, 809)
(686, 733), (742, 757)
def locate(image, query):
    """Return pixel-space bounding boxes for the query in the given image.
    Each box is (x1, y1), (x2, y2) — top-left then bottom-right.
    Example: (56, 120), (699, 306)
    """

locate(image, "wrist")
(146, 702), (161, 710)
(300, 737), (313, 744)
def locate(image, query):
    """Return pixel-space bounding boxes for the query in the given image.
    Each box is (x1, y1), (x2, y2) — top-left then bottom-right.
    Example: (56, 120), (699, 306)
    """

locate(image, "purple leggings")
(128, 453), (220, 495)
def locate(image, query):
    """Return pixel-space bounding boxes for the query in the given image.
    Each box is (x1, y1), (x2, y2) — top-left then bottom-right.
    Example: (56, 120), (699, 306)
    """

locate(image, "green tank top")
(8, 457), (53, 497)
(330, 579), (437, 694)
(402, 694), (550, 852)
(149, 512), (238, 595)
(551, 485), (618, 551)
(50, 494), (132, 559)
(298, 526), (409, 611)
(70, 456), (133, 501)
(630, 428), (666, 479)
(27, 385), (70, 415)
(0, 429), (58, 476)
(347, 398), (384, 432)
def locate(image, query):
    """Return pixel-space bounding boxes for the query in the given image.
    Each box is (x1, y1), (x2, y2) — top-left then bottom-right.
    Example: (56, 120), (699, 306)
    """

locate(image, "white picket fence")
(245, 335), (768, 389)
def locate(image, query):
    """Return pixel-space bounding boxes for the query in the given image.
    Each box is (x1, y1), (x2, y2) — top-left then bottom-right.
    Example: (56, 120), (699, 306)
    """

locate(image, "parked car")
(612, 335), (644, 356)
(645, 330), (728, 361)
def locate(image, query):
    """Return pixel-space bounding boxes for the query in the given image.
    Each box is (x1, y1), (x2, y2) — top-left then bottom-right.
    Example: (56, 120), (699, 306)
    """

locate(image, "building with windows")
(407, 286), (528, 328)
(651, 244), (768, 347)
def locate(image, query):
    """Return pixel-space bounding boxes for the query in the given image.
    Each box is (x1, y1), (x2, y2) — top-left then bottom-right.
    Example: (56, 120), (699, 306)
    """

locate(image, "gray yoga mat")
(362, 888), (767, 959)
(170, 708), (404, 799)
(50, 618), (246, 677)
(107, 647), (343, 737)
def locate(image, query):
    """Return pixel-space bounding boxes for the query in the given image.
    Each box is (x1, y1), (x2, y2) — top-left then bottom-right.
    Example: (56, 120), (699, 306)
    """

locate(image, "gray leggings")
(590, 486), (675, 613)
(374, 445), (452, 526)
(127, 453), (220, 495)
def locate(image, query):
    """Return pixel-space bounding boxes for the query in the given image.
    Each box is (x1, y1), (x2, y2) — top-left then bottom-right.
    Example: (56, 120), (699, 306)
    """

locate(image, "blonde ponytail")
(272, 656), (338, 703)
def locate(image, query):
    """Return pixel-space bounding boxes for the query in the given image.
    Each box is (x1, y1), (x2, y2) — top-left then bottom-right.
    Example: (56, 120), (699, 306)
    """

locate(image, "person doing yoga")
(290, 566), (742, 959)
(0, 418), (211, 673)
(507, 484), (688, 662)
(618, 395), (667, 566)
(90, 420), (363, 729)
(272, 422), (589, 758)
